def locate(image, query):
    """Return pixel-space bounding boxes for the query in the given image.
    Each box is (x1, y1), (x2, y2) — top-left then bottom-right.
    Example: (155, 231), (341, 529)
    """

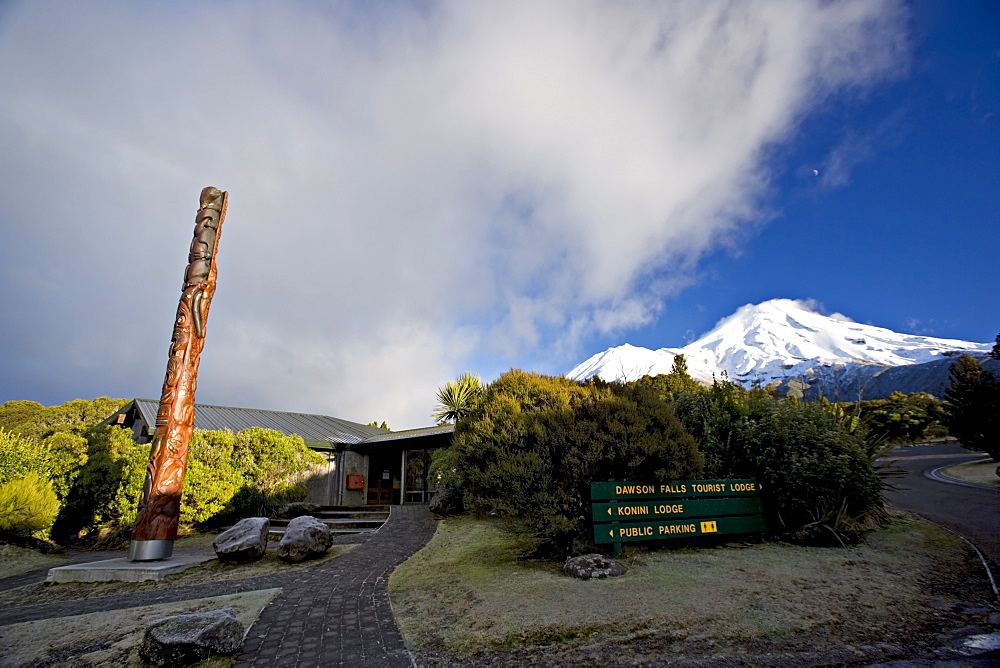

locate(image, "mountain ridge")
(566, 299), (992, 400)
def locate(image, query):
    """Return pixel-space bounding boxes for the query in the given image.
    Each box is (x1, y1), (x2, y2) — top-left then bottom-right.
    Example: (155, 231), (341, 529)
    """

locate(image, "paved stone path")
(0, 505), (438, 666)
(234, 505), (436, 666)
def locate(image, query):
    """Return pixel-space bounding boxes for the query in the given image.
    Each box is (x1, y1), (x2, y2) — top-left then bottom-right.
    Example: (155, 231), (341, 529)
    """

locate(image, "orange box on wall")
(346, 475), (365, 490)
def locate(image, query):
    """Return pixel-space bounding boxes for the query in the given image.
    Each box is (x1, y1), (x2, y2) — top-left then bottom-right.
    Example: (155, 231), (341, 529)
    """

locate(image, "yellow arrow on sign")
(607, 508), (612, 516)
(609, 529), (614, 537)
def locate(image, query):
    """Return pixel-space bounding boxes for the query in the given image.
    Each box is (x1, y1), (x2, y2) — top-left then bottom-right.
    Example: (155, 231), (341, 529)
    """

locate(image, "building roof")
(129, 398), (389, 446)
(361, 424), (455, 443)
(356, 423), (454, 450)
(119, 399), (453, 450)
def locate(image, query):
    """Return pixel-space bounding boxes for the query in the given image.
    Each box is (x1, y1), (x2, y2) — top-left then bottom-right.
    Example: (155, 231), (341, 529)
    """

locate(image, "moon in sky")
(812, 169), (819, 176)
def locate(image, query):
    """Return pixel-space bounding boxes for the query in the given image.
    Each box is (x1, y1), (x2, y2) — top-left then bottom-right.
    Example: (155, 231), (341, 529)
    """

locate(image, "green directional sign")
(594, 514), (767, 544)
(590, 478), (766, 551)
(591, 496), (762, 522)
(590, 479), (761, 501)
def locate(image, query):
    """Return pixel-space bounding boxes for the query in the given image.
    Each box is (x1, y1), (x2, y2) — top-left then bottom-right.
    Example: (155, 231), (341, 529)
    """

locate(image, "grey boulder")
(563, 553), (627, 580)
(277, 515), (332, 562)
(139, 608), (244, 667)
(213, 517), (270, 563)
(959, 631), (1000, 658)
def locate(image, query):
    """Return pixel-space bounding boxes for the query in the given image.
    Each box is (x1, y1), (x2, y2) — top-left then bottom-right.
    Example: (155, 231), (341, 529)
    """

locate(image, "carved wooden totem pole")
(128, 186), (228, 561)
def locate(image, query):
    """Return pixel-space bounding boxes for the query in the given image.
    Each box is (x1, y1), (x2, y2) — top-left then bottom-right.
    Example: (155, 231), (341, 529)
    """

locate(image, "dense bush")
(0, 422), (97, 535)
(670, 382), (884, 543)
(441, 370), (703, 555)
(0, 397), (127, 441)
(0, 398), (126, 501)
(52, 426), (324, 544)
(0, 472), (60, 537)
(0, 428), (55, 485)
(854, 392), (946, 444)
(3, 397), (325, 545)
(50, 426), (145, 543)
(635, 354), (705, 396)
(187, 427), (325, 522)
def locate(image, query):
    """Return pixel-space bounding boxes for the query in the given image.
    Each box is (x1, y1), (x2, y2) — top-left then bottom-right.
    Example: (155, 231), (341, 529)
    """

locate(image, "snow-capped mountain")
(567, 299), (991, 398)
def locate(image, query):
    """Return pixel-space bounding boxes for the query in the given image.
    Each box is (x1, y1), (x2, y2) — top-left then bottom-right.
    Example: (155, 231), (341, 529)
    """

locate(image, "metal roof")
(359, 424), (454, 447)
(361, 424), (453, 442)
(131, 399), (389, 445)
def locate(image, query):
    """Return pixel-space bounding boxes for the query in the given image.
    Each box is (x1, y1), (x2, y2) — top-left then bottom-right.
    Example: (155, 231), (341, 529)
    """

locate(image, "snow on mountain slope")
(567, 299), (990, 388)
(563, 343), (688, 384)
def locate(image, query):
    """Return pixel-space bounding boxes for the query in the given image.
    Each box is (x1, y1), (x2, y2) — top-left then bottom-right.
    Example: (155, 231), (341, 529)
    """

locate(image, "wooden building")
(106, 399), (453, 506)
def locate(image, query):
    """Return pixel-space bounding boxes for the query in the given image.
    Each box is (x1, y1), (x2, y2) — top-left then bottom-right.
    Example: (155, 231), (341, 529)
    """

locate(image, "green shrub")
(635, 353), (705, 396)
(0, 428), (55, 485)
(855, 392), (946, 444)
(0, 400), (46, 433)
(51, 425), (325, 543)
(0, 472), (60, 537)
(0, 397), (127, 441)
(0, 398), (129, 528)
(40, 431), (89, 499)
(183, 430), (243, 524)
(231, 427), (324, 498)
(206, 428), (325, 520)
(670, 382), (884, 544)
(446, 371), (703, 555)
(50, 426), (143, 543)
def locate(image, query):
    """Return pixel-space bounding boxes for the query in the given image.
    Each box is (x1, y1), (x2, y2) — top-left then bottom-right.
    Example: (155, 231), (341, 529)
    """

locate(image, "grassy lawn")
(0, 589), (281, 667)
(0, 530), (229, 579)
(941, 458), (1000, 487)
(0, 545), (65, 578)
(389, 512), (994, 663)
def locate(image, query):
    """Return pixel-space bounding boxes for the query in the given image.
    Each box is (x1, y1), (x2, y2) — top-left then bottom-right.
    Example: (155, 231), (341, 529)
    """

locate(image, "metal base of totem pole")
(128, 538), (174, 561)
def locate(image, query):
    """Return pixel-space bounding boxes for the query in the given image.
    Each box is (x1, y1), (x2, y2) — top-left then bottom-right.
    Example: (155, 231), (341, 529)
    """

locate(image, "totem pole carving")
(128, 186), (228, 561)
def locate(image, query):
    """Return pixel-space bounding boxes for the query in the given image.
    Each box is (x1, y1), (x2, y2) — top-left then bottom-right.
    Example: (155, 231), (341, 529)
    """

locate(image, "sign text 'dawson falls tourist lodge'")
(590, 479), (766, 546)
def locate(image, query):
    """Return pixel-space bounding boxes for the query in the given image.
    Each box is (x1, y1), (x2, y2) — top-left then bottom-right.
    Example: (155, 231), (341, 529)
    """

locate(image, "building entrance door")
(366, 449), (401, 504)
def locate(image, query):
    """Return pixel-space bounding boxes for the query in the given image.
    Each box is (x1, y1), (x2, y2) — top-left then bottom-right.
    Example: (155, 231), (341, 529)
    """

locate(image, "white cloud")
(0, 0), (908, 427)
(820, 132), (876, 188)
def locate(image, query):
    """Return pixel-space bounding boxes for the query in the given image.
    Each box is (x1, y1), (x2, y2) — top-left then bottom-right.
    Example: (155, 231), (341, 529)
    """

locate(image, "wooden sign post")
(591, 479), (766, 555)
(128, 186), (228, 561)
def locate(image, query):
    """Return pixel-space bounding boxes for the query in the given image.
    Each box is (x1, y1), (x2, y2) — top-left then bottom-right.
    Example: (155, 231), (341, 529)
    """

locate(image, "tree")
(636, 353), (704, 397)
(433, 372), (483, 424)
(991, 332), (1000, 361)
(0, 397), (125, 499)
(0, 428), (55, 486)
(443, 370), (703, 555)
(668, 354), (703, 393)
(859, 392), (945, 444)
(944, 355), (1000, 461)
(0, 397), (127, 441)
(0, 401), (45, 433)
(669, 380), (885, 544)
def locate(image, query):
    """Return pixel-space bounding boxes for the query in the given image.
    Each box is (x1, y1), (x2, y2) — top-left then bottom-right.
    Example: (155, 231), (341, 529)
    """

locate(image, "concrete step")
(313, 505), (390, 513)
(312, 511), (389, 520)
(268, 526), (377, 538)
(269, 518), (385, 529)
(266, 505), (390, 539)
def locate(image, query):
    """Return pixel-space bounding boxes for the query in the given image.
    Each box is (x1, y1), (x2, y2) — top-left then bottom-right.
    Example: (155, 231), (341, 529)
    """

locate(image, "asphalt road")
(883, 441), (1000, 580)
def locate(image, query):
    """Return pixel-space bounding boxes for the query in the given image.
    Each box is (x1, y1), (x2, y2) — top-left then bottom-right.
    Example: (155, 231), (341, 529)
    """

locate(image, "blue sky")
(618, 1), (1000, 351)
(0, 1), (997, 428)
